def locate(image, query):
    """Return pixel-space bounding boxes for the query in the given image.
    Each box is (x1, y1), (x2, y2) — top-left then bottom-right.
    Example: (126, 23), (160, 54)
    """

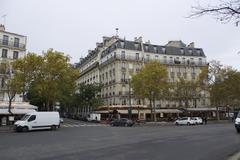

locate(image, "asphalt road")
(0, 123), (239, 160)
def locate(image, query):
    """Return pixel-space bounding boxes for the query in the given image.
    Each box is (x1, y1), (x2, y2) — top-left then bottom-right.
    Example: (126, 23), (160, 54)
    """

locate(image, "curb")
(228, 152), (240, 160)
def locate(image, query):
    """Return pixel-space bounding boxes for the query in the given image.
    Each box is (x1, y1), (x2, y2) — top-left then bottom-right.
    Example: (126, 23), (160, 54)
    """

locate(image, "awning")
(0, 102), (38, 115)
(186, 108), (217, 112)
(155, 109), (182, 113)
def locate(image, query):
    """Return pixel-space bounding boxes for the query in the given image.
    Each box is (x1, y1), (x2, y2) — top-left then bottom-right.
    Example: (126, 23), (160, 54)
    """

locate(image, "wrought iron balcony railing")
(0, 39), (26, 50)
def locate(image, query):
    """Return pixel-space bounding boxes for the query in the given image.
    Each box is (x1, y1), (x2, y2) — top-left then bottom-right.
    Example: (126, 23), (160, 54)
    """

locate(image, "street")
(0, 122), (239, 160)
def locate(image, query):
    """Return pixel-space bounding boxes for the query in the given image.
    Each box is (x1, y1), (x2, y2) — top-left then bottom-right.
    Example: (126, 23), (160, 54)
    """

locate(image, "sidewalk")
(0, 125), (14, 132)
(139, 120), (232, 126)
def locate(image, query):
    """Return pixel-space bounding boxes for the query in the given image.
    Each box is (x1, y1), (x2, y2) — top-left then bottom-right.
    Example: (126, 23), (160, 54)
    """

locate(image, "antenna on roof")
(1, 14), (7, 26)
(115, 28), (119, 37)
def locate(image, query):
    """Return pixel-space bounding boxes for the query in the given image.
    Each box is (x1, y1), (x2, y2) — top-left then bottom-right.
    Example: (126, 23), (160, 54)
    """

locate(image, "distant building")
(77, 36), (210, 120)
(0, 24), (27, 102)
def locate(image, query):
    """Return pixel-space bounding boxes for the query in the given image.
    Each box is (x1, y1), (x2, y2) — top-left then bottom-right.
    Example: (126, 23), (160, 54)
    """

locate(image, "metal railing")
(0, 39), (26, 50)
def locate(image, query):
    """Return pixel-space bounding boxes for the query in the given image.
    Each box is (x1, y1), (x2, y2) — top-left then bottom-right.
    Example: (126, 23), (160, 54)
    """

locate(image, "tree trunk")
(149, 98), (153, 121)
(153, 98), (157, 122)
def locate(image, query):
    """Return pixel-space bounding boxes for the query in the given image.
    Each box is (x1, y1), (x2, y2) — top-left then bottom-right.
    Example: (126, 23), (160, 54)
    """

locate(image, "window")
(2, 49), (7, 58)
(14, 38), (19, 47)
(146, 55), (150, 61)
(155, 55), (159, 59)
(3, 35), (8, 45)
(169, 57), (173, 63)
(121, 51), (125, 59)
(13, 51), (19, 59)
(199, 58), (203, 65)
(136, 53), (139, 60)
(28, 115), (36, 122)
(163, 56), (167, 63)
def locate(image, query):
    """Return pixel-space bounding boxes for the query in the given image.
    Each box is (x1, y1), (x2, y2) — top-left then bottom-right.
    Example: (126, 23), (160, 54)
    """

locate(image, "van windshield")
(21, 115), (30, 121)
(237, 112), (240, 118)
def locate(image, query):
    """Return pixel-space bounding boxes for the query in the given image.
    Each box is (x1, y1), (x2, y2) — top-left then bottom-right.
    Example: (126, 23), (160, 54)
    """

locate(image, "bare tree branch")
(189, 0), (240, 26)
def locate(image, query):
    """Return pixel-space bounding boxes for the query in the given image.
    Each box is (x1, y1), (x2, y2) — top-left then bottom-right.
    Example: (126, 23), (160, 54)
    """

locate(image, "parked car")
(110, 118), (134, 127)
(235, 111), (240, 133)
(193, 117), (203, 125)
(175, 117), (197, 125)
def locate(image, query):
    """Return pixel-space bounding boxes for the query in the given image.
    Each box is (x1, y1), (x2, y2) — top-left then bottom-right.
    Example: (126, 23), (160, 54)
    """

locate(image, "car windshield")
(21, 115), (30, 121)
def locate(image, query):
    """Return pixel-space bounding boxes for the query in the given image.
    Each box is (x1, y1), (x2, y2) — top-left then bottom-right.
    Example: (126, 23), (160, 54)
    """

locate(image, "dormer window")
(188, 49), (193, 55)
(180, 48), (184, 54)
(120, 41), (124, 48)
(145, 45), (149, 51)
(134, 43), (139, 50)
(162, 47), (166, 53)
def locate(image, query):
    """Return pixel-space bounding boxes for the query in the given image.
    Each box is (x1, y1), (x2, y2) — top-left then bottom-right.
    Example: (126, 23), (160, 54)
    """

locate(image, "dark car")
(110, 118), (134, 127)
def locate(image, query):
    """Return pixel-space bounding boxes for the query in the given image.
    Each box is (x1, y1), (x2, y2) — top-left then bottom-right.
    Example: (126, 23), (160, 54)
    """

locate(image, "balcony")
(0, 39), (26, 50)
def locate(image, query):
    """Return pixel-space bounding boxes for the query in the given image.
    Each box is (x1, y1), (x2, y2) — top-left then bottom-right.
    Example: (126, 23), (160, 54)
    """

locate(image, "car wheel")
(51, 125), (57, 130)
(22, 126), (28, 132)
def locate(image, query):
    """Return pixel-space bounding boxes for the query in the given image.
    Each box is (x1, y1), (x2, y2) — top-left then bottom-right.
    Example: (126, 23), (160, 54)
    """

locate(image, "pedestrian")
(204, 116), (208, 125)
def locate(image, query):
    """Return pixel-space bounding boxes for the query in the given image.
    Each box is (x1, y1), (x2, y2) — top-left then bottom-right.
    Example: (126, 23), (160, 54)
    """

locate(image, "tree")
(131, 61), (168, 121)
(74, 83), (103, 112)
(12, 53), (43, 101)
(189, 0), (240, 26)
(12, 49), (80, 111)
(6, 77), (22, 114)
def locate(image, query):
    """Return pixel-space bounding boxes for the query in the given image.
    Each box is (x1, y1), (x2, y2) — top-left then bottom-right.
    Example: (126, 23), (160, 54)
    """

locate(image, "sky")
(1, 0), (239, 69)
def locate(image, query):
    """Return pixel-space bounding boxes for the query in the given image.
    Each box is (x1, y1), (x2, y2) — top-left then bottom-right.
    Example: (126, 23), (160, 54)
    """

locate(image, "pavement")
(0, 122), (239, 160)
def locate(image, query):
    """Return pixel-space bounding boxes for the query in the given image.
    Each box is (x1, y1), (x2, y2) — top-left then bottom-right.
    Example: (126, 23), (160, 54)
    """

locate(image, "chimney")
(188, 42), (195, 48)
(135, 36), (142, 43)
(0, 24), (5, 31)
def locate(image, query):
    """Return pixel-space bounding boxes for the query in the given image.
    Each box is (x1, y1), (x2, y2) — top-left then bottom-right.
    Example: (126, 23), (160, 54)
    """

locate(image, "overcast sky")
(1, 0), (239, 69)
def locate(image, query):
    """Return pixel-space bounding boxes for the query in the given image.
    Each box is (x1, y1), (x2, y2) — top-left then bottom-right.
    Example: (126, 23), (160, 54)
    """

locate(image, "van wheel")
(22, 126), (28, 132)
(51, 125), (57, 130)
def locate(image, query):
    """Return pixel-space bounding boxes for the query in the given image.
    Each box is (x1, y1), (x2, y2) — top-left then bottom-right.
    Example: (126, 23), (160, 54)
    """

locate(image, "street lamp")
(128, 75), (132, 120)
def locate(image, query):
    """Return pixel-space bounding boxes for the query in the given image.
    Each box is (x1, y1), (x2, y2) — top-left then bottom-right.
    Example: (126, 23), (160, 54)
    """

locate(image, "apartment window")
(182, 57), (186, 64)
(2, 35), (8, 45)
(162, 47), (166, 53)
(136, 53), (139, 60)
(146, 55), (150, 61)
(145, 45), (149, 51)
(180, 49), (184, 54)
(13, 51), (19, 59)
(163, 56), (167, 63)
(155, 55), (159, 59)
(14, 38), (20, 48)
(2, 49), (7, 58)
(121, 51), (125, 60)
(169, 57), (173, 63)
(199, 58), (203, 65)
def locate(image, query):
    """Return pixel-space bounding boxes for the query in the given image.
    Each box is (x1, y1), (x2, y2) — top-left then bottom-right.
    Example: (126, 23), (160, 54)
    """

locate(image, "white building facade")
(0, 24), (27, 102)
(77, 36), (210, 120)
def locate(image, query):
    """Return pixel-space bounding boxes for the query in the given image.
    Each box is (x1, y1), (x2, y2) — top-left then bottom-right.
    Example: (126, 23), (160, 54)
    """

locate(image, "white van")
(14, 112), (60, 132)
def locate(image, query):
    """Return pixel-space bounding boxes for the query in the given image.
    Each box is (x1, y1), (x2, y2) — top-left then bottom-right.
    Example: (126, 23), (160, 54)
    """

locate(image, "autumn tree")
(189, 0), (240, 26)
(131, 61), (168, 121)
(12, 49), (79, 111)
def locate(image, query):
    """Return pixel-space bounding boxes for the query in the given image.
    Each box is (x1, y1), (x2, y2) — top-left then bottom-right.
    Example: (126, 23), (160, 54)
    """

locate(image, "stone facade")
(77, 36), (210, 116)
(0, 24), (27, 102)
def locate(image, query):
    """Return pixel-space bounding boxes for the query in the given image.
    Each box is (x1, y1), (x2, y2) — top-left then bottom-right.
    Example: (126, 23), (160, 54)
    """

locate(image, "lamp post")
(128, 75), (132, 120)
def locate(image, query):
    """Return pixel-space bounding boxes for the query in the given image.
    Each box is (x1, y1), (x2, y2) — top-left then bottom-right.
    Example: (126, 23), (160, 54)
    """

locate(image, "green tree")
(13, 49), (79, 111)
(131, 61), (168, 121)
(73, 83), (103, 115)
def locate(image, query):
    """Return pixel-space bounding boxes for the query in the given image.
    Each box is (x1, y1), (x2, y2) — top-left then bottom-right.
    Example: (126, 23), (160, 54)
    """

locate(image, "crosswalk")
(61, 124), (106, 128)
(60, 118), (107, 128)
